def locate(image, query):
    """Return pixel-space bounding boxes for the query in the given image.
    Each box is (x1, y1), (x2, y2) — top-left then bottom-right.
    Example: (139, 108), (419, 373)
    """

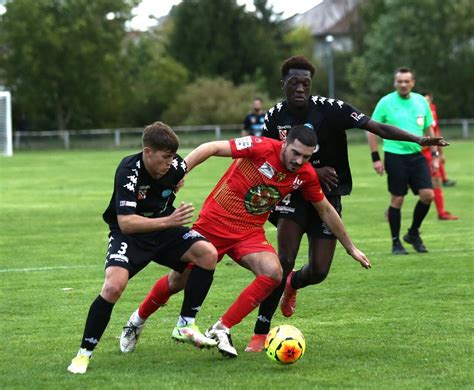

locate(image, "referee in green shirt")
(368, 67), (440, 255)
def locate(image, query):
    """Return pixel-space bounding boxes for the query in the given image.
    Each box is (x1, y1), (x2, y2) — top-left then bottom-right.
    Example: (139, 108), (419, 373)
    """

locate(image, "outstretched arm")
(363, 119), (449, 147)
(312, 199), (371, 269)
(184, 141), (232, 172)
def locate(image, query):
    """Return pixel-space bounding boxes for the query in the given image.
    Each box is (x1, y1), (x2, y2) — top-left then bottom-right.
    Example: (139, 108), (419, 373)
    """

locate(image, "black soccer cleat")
(403, 233), (428, 253)
(392, 239), (408, 255)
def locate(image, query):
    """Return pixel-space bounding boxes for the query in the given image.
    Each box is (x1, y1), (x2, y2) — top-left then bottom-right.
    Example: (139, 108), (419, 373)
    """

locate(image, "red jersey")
(196, 136), (324, 237)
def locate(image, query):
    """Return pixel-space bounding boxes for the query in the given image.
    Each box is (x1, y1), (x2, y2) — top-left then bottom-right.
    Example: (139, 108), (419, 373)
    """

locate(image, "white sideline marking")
(0, 265), (95, 273)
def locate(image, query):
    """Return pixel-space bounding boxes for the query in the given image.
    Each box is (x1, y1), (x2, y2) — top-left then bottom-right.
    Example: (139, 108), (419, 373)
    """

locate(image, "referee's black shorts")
(384, 151), (432, 196)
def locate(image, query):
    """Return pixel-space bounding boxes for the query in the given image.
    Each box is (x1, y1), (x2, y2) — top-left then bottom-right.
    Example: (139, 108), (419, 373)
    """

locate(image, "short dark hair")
(394, 66), (415, 79)
(286, 125), (317, 147)
(281, 56), (315, 78)
(142, 121), (179, 152)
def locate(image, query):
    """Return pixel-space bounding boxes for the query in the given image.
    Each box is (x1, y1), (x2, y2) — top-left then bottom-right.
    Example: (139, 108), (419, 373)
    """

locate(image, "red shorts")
(422, 148), (441, 178)
(193, 220), (276, 262)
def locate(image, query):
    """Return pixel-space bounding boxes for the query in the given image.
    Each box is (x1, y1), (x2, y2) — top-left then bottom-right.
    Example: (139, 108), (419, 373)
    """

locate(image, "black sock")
(179, 266), (214, 318)
(409, 201), (430, 235)
(388, 206), (401, 241)
(254, 279), (285, 334)
(80, 295), (115, 351)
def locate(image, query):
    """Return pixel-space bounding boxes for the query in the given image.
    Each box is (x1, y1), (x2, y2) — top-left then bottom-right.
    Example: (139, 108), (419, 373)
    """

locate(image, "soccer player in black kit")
(245, 56), (449, 352)
(68, 122), (218, 374)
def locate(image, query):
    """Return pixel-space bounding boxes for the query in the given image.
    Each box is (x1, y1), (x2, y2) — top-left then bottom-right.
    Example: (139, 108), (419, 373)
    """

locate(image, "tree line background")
(0, 0), (472, 131)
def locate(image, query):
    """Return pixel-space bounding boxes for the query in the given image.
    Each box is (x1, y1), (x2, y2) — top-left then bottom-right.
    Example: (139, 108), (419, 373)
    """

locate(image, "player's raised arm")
(311, 199), (371, 269)
(184, 141), (232, 172)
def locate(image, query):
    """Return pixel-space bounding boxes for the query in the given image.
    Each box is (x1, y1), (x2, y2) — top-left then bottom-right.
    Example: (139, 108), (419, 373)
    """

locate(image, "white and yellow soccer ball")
(264, 325), (306, 364)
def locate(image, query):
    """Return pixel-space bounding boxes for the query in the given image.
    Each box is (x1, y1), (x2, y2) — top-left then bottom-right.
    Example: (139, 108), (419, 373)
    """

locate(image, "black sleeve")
(114, 163), (139, 216)
(171, 155), (187, 184)
(325, 99), (370, 130)
(243, 114), (250, 130)
(262, 105), (281, 140)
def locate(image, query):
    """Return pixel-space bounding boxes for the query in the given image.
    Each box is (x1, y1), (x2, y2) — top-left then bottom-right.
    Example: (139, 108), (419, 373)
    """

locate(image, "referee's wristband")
(371, 151), (381, 162)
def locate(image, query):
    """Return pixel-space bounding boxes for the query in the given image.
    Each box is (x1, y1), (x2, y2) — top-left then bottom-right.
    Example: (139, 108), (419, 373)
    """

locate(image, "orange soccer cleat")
(245, 333), (267, 352)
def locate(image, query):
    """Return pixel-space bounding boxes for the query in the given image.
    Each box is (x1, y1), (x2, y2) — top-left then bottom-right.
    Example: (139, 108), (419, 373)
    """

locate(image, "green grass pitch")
(1, 140), (473, 389)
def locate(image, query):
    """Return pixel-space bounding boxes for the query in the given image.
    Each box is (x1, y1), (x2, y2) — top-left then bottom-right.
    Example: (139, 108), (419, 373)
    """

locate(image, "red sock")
(138, 275), (171, 319)
(433, 187), (445, 216)
(220, 275), (280, 329)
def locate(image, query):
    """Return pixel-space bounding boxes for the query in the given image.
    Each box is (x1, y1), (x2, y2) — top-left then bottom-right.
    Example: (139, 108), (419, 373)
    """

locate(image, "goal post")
(0, 91), (13, 156)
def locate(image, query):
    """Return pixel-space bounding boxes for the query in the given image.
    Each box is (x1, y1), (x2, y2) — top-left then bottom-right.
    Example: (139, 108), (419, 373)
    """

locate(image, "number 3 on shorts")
(117, 242), (128, 255)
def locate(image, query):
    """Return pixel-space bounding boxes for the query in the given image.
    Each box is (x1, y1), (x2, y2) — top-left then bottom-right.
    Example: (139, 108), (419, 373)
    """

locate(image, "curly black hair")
(281, 56), (315, 78)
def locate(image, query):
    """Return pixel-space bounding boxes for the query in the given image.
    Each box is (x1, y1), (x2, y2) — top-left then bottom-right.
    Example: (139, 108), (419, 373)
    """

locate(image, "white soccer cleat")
(205, 321), (238, 358)
(67, 354), (90, 374)
(171, 324), (218, 349)
(120, 315), (145, 353)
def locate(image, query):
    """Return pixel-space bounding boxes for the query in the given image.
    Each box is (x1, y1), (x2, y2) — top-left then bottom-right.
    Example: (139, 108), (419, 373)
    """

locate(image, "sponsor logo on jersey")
(416, 115), (424, 127)
(119, 200), (137, 208)
(137, 185), (150, 200)
(351, 112), (365, 121)
(183, 229), (204, 240)
(235, 136), (253, 150)
(161, 189), (173, 198)
(244, 185), (281, 215)
(258, 161), (276, 179)
(292, 175), (303, 190)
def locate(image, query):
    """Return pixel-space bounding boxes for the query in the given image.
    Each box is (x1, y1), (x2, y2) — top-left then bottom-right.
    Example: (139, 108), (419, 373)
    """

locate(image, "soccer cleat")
(403, 232), (428, 253)
(205, 321), (238, 358)
(67, 354), (90, 374)
(244, 333), (267, 352)
(171, 324), (218, 349)
(280, 271), (297, 317)
(120, 317), (145, 353)
(438, 212), (459, 220)
(442, 179), (456, 187)
(392, 239), (408, 255)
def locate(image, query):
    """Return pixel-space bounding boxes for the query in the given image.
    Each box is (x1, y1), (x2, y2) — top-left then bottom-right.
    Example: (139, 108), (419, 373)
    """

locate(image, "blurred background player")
(246, 56), (448, 352)
(67, 122), (218, 374)
(241, 97), (265, 136)
(120, 126), (371, 358)
(368, 67), (442, 255)
(422, 91), (456, 187)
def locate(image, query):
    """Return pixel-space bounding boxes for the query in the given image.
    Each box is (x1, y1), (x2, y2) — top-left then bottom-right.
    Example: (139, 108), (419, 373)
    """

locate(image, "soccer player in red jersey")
(120, 125), (371, 358)
(421, 92), (458, 220)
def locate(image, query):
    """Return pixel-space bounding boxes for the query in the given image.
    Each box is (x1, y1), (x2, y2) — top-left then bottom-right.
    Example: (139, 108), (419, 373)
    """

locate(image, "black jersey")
(263, 96), (370, 196)
(103, 152), (187, 231)
(243, 112), (265, 136)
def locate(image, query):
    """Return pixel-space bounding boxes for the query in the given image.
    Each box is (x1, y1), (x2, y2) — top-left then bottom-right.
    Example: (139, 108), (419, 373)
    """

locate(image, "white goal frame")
(0, 91), (13, 156)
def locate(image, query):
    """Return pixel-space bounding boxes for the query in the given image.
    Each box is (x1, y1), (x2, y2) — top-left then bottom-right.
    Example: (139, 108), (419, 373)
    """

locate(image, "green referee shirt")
(372, 91), (433, 154)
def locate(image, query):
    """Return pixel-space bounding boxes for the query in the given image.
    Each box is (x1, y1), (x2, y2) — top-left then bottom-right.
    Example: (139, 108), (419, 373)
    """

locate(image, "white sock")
(78, 348), (93, 358)
(177, 315), (195, 327)
(132, 309), (145, 326)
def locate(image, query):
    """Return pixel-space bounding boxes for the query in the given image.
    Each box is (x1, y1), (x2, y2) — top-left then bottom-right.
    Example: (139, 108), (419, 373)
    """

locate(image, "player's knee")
(192, 242), (218, 270)
(101, 281), (126, 303)
(420, 190), (434, 204)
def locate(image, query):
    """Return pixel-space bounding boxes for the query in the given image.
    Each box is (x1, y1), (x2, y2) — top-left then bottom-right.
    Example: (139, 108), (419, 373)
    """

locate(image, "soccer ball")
(265, 325), (306, 364)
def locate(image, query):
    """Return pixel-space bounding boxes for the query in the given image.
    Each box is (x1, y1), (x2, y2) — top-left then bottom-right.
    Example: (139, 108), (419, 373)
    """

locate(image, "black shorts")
(384, 151), (433, 196)
(105, 227), (207, 278)
(269, 192), (342, 239)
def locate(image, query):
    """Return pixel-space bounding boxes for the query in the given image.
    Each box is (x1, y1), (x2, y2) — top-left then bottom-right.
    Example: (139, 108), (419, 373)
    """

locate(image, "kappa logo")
(292, 175), (303, 189)
(258, 161), (276, 179)
(84, 337), (98, 345)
